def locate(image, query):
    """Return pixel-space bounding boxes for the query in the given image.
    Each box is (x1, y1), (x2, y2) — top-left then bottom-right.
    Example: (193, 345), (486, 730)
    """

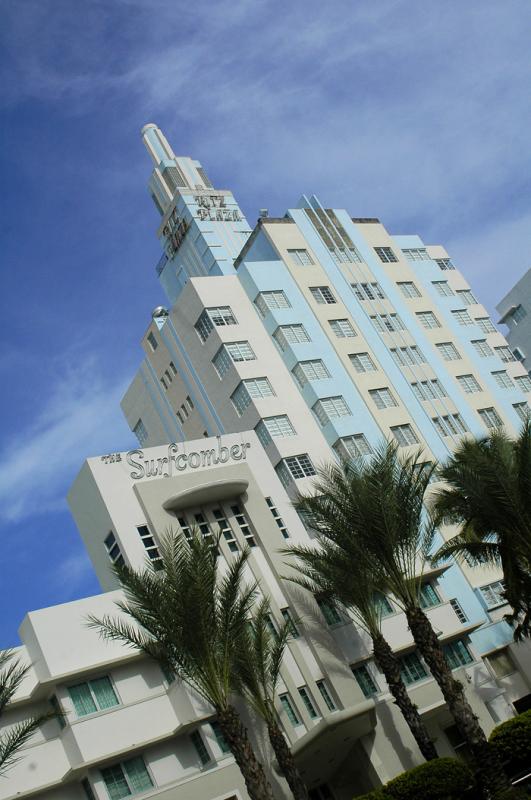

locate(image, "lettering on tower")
(162, 207), (190, 258)
(194, 193), (242, 222)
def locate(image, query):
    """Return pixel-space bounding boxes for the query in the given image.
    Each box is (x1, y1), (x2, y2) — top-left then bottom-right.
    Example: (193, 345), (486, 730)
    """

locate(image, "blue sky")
(1, 0), (531, 645)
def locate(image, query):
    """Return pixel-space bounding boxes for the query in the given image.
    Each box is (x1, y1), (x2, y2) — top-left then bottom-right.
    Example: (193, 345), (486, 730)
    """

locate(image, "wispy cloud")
(0, 354), (133, 523)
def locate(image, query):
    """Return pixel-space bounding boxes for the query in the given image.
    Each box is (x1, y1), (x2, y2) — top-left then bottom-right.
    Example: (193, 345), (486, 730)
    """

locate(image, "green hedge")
(354, 757), (475, 800)
(489, 709), (531, 777)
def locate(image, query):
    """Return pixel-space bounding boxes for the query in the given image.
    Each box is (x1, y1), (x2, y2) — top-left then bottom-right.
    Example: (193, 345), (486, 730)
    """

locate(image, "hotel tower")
(1, 126), (530, 800)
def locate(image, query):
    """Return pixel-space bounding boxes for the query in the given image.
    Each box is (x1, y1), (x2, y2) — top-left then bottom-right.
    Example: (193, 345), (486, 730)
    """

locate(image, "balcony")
(66, 692), (181, 765)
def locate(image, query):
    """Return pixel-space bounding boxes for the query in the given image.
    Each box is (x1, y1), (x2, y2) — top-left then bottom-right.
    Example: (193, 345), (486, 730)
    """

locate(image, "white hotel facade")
(2, 125), (531, 800)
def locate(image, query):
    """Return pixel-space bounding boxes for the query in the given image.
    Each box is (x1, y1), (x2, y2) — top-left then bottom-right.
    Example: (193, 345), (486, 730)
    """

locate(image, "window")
(186, 395), (194, 410)
(310, 286), (336, 304)
(373, 592), (394, 617)
(399, 652), (428, 685)
(81, 778), (96, 800)
(514, 402), (529, 422)
(398, 281), (421, 298)
(475, 317), (496, 334)
(480, 580), (506, 608)
(486, 648), (516, 679)
(329, 246), (363, 264)
(231, 378), (275, 414)
(416, 311), (441, 329)
(450, 599), (468, 624)
(169, 361), (177, 376)
(212, 509), (238, 553)
(419, 583), (439, 608)
(352, 282), (386, 300)
(456, 289), (477, 306)
(280, 693), (301, 726)
(391, 424), (419, 446)
(516, 375), (531, 392)
(316, 680), (337, 711)
(352, 663), (379, 697)
(495, 345), (517, 363)
(432, 280), (454, 297)
(375, 246), (398, 263)
(390, 345), (427, 366)
(133, 419), (148, 446)
(452, 309), (473, 326)
(160, 376), (167, 391)
(443, 640), (474, 669)
(317, 597), (341, 625)
(256, 415), (296, 445)
(492, 370), (514, 389)
(478, 407), (502, 430)
(274, 324), (311, 349)
(146, 332), (158, 351)
(195, 306), (237, 341)
(282, 454), (316, 480)
(298, 686), (318, 719)
(293, 359), (330, 386)
(436, 342), (461, 361)
(435, 257), (455, 270)
(457, 374), (482, 394)
(214, 344), (250, 377)
(281, 607), (300, 638)
(313, 396), (351, 425)
(266, 497), (290, 539)
(369, 387), (397, 409)
(509, 304), (527, 324)
(255, 290), (291, 317)
(104, 531), (124, 567)
(402, 247), (430, 261)
(190, 730), (211, 766)
(137, 525), (161, 568)
(211, 721), (231, 754)
(349, 352), (377, 373)
(164, 369), (172, 384)
(101, 757), (153, 799)
(411, 379), (447, 401)
(194, 513), (215, 548)
(69, 677), (119, 717)
(472, 339), (493, 358)
(432, 414), (468, 437)
(513, 347), (526, 362)
(231, 504), (256, 547)
(288, 248), (314, 265)
(370, 313), (405, 332)
(333, 434), (373, 460)
(329, 318), (357, 338)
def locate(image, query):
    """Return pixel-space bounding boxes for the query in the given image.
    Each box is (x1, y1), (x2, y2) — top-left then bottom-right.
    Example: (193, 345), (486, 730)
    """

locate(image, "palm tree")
(0, 650), (48, 775)
(286, 470), (437, 762)
(235, 598), (309, 800)
(89, 530), (276, 800)
(293, 445), (513, 798)
(432, 419), (531, 641)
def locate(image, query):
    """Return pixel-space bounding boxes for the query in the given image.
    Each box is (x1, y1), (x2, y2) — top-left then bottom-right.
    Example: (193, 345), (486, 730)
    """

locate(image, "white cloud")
(0, 356), (134, 523)
(53, 550), (97, 597)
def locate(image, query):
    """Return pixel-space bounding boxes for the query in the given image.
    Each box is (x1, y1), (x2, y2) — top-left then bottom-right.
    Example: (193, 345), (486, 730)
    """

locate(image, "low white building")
(2, 432), (530, 800)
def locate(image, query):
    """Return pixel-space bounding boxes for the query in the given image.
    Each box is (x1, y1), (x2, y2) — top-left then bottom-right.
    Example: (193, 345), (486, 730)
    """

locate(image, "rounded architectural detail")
(141, 122), (158, 135)
(152, 306), (169, 319)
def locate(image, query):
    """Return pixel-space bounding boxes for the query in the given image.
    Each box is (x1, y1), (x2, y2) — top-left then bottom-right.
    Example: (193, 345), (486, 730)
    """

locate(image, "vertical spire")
(141, 123), (176, 167)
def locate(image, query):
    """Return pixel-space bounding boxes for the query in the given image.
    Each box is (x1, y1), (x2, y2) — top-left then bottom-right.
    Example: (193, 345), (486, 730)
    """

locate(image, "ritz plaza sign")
(101, 438), (252, 480)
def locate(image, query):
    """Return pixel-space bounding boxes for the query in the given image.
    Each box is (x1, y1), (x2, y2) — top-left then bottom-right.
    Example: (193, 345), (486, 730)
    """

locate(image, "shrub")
(489, 709), (531, 777)
(354, 757), (475, 800)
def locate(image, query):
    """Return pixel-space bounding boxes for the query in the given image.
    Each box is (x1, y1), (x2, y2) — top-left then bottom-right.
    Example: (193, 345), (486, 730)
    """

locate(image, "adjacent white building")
(497, 267), (531, 373)
(2, 125), (531, 800)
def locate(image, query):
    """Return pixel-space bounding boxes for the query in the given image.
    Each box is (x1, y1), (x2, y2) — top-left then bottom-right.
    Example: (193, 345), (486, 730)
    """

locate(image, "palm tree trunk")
(405, 605), (511, 797)
(372, 631), (437, 762)
(267, 719), (308, 800)
(216, 703), (276, 800)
